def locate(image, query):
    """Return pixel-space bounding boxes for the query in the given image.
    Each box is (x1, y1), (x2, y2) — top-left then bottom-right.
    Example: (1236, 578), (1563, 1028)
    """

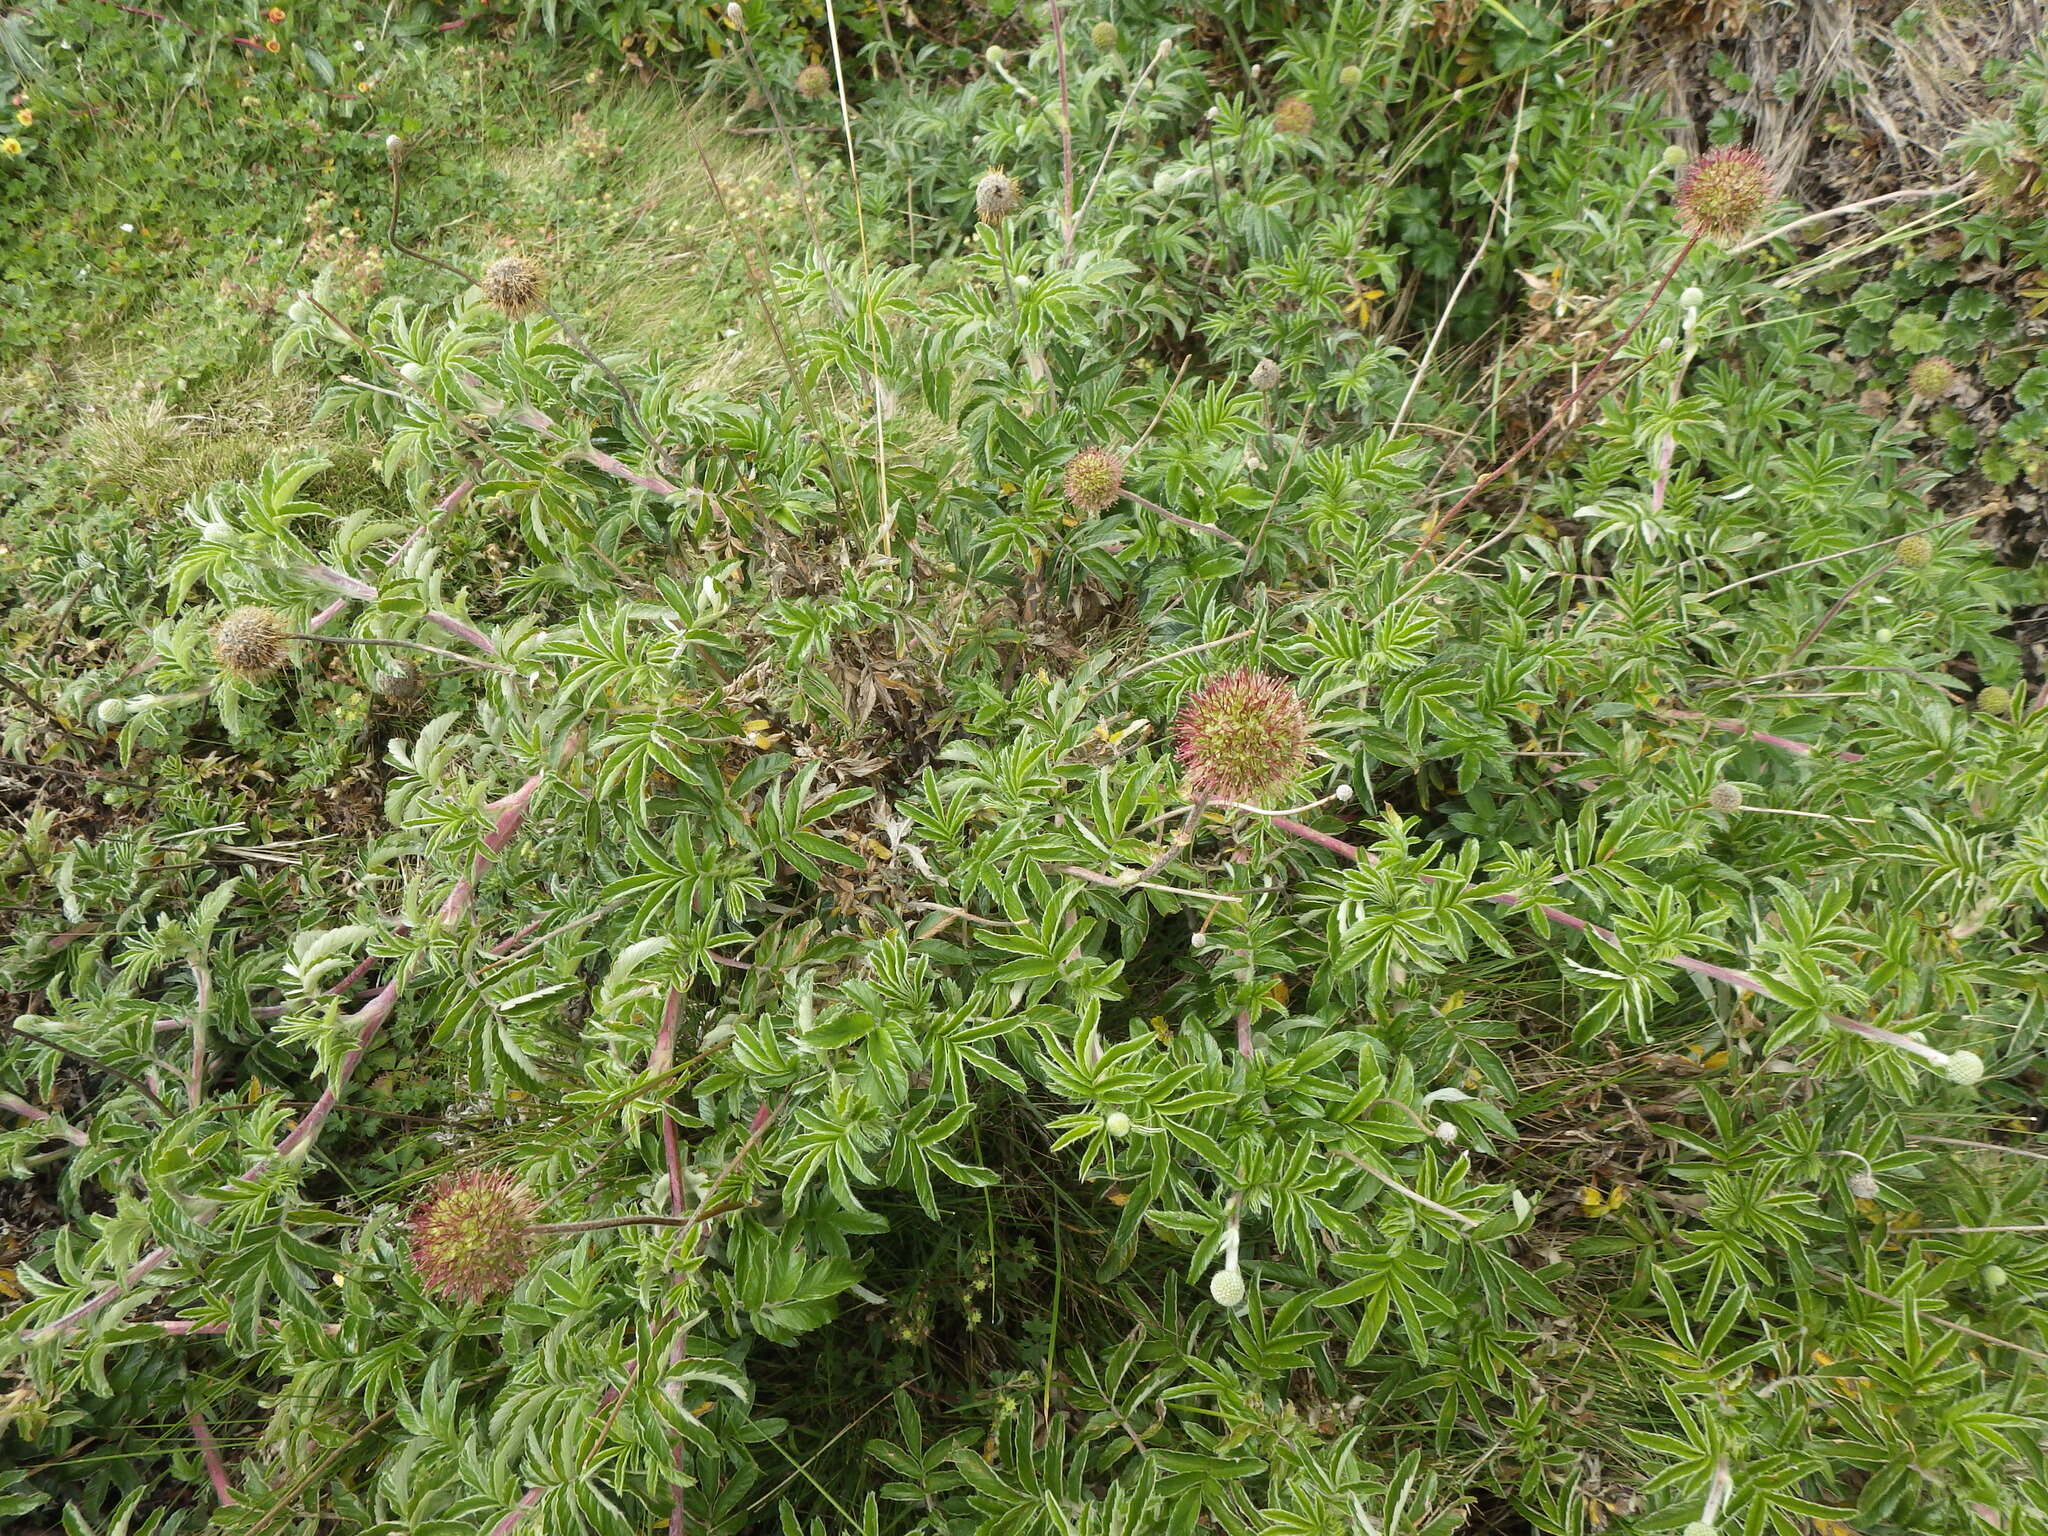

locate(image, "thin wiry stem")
(1124, 490), (1249, 550)
(292, 632), (521, 677)
(1334, 1149), (1479, 1228)
(1790, 562), (1887, 662)
(1727, 180), (1968, 255)
(1393, 81), (1525, 432)
(1260, 814), (1951, 1069)
(1404, 233), (1699, 572)
(1076, 38), (1175, 233)
(1813, 1265), (2048, 1367)
(0, 1019), (169, 1117)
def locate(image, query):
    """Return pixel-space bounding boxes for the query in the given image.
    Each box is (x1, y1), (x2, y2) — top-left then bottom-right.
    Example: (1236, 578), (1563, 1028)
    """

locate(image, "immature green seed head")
(1941, 1050), (1985, 1087)
(976, 169), (1021, 223)
(1338, 64), (1362, 88)
(1103, 1111), (1132, 1138)
(1089, 19), (1118, 49)
(1707, 782), (1743, 814)
(1662, 144), (1689, 167)
(1675, 146), (1773, 243)
(1977, 685), (2013, 714)
(1208, 1266), (1246, 1307)
(1272, 96), (1315, 136)
(1893, 534), (1933, 570)
(1062, 447), (1124, 513)
(1174, 670), (1313, 804)
(480, 255), (547, 320)
(1982, 1264), (2009, 1289)
(984, 44), (1007, 67)
(211, 606), (290, 680)
(1683, 1524), (1717, 1536)
(1907, 356), (1959, 398)
(408, 1168), (540, 1304)
(795, 62), (830, 100)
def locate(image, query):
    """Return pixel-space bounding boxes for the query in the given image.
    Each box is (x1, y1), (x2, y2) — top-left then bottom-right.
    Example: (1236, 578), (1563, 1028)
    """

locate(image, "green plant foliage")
(6, 3), (2048, 1534)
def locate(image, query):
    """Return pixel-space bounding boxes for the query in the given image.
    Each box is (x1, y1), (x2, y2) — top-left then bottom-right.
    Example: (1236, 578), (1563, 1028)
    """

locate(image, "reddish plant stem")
(580, 448), (682, 497)
(0, 1093), (89, 1146)
(32, 775), (546, 1340)
(144, 1318), (340, 1338)
(299, 565), (499, 655)
(436, 775), (545, 925)
(490, 1488), (545, 1536)
(188, 1408), (238, 1505)
(1405, 234), (1699, 571)
(1658, 709), (1866, 763)
(306, 598), (349, 633)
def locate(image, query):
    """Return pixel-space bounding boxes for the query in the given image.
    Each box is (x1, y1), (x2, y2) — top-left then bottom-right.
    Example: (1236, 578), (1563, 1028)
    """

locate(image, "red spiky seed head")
(480, 255), (547, 320)
(795, 63), (830, 100)
(1062, 447), (1125, 513)
(1272, 97), (1314, 136)
(1907, 356), (1959, 398)
(1675, 147), (1773, 243)
(407, 1168), (539, 1304)
(976, 169), (1021, 223)
(1174, 670), (1313, 804)
(211, 606), (290, 679)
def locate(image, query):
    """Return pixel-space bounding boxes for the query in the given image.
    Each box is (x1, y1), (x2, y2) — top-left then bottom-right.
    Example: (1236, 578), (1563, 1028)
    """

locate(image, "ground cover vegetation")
(4, 0), (2048, 1532)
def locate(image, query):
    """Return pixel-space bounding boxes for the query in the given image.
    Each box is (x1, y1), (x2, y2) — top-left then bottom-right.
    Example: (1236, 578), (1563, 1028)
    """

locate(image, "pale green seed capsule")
(1941, 1050), (1985, 1087)
(1209, 1266), (1246, 1307)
